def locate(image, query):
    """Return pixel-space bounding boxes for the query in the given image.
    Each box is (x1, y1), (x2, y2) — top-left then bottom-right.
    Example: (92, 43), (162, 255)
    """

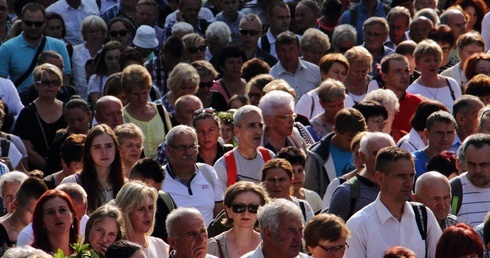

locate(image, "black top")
(0, 223), (15, 256)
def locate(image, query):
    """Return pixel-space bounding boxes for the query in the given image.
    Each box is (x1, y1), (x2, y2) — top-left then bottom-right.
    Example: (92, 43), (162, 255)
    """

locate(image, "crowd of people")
(2, 0), (490, 256)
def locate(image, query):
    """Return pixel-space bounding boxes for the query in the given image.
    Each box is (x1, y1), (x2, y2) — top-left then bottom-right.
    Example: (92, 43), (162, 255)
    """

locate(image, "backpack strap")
(214, 238), (225, 258)
(260, 34), (270, 53)
(158, 190), (176, 212)
(299, 201), (307, 221)
(156, 103), (171, 134)
(197, 163), (216, 190)
(14, 36), (46, 87)
(224, 150), (237, 187)
(347, 176), (360, 218)
(411, 202), (428, 258)
(450, 177), (463, 215)
(257, 147), (272, 162)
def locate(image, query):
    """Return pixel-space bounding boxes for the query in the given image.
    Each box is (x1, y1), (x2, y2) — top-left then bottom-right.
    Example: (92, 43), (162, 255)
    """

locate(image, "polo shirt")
(0, 78), (24, 117)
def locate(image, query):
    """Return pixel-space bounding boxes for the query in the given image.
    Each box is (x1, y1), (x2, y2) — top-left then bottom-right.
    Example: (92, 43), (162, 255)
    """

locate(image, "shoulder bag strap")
(14, 36), (47, 87)
(214, 238), (226, 258)
(445, 78), (456, 100)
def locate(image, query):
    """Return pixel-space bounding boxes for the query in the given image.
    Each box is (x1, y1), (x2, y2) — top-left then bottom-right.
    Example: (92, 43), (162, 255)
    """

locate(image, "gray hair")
(414, 8), (440, 25)
(171, 22), (194, 37)
(206, 21), (231, 45)
(81, 15), (107, 41)
(258, 198), (303, 238)
(301, 28), (330, 53)
(332, 24), (357, 50)
(166, 207), (203, 238)
(479, 107), (490, 132)
(3, 245), (51, 258)
(56, 183), (88, 205)
(233, 105), (263, 128)
(165, 125), (197, 145)
(258, 90), (295, 117)
(239, 13), (263, 29)
(364, 89), (400, 113)
(0, 171), (28, 196)
(359, 132), (395, 155)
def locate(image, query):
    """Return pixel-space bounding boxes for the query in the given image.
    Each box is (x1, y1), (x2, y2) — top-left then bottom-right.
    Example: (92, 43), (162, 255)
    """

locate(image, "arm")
(22, 139), (45, 169)
(304, 154), (321, 195)
(328, 184), (352, 221)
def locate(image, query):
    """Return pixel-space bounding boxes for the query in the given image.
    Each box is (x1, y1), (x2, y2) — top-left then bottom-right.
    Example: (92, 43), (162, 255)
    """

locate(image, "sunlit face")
(447, 12), (467, 39)
(425, 121), (456, 153)
(166, 133), (198, 167)
(16, 198), (37, 227)
(416, 54), (441, 76)
(307, 237), (348, 258)
(347, 61), (369, 81)
(382, 60), (410, 91)
(128, 196), (155, 235)
(105, 49), (121, 75)
(65, 107), (92, 134)
(414, 181), (451, 222)
(322, 62), (347, 82)
(376, 159), (415, 202)
(88, 217), (119, 255)
(459, 44), (484, 65)
(168, 213), (208, 258)
(95, 101), (123, 129)
(43, 197), (73, 235)
(464, 6), (476, 31)
(44, 18), (63, 39)
(225, 191), (261, 228)
(234, 112), (264, 149)
(175, 99), (202, 126)
(119, 137), (143, 166)
(195, 117), (220, 150)
(291, 164), (305, 191)
(264, 167), (292, 199)
(266, 105), (295, 137)
(220, 123), (234, 144)
(264, 214), (303, 257)
(2, 181), (20, 213)
(90, 133), (116, 170)
(174, 81), (198, 98)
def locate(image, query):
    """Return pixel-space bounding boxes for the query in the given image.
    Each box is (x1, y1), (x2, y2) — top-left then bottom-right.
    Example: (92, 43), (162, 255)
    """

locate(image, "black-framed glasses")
(248, 92), (262, 99)
(193, 107), (215, 116)
(24, 20), (44, 27)
(317, 243), (349, 254)
(168, 143), (199, 152)
(199, 81), (215, 88)
(36, 80), (61, 86)
(239, 29), (260, 36)
(109, 29), (128, 37)
(188, 45), (206, 53)
(231, 204), (260, 214)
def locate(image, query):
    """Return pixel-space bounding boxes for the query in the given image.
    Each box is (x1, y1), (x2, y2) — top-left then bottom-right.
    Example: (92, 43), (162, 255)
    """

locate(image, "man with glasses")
(162, 125), (224, 227)
(0, 3), (71, 92)
(239, 14), (277, 67)
(440, 8), (468, 64)
(362, 17), (394, 77)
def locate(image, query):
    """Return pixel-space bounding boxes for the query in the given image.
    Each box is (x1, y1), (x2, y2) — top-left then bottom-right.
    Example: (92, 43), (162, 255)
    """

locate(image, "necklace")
(422, 85), (439, 100)
(8, 215), (18, 233)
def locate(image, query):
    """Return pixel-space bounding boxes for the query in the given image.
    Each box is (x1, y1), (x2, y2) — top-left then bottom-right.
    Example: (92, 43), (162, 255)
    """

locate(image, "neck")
(229, 226), (258, 240)
(331, 135), (348, 151)
(199, 145), (218, 158)
(34, 97), (57, 106)
(359, 167), (376, 182)
(282, 62), (298, 74)
(242, 46), (257, 59)
(418, 74), (440, 87)
(368, 48), (383, 60)
(379, 194), (405, 221)
(129, 233), (147, 248)
(223, 12), (238, 21)
(222, 76), (242, 84)
(265, 128), (287, 147)
(9, 213), (28, 231)
(236, 145), (258, 160)
(47, 233), (71, 255)
(424, 146), (439, 159)
(385, 85), (405, 99)
(170, 162), (195, 181)
(270, 28), (282, 38)
(457, 129), (468, 142)
(95, 166), (111, 184)
(123, 162), (133, 178)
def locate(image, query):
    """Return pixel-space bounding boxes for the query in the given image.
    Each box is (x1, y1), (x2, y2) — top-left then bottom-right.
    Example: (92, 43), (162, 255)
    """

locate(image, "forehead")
(272, 6), (289, 16)
(242, 112), (262, 123)
(176, 213), (205, 231)
(93, 133), (114, 143)
(173, 132), (196, 143)
(429, 121), (455, 131)
(101, 100), (122, 111)
(384, 158), (414, 174)
(465, 143), (490, 156)
(240, 19), (261, 29)
(182, 0), (201, 8)
(44, 197), (68, 209)
(388, 60), (409, 70)
(23, 10), (45, 20)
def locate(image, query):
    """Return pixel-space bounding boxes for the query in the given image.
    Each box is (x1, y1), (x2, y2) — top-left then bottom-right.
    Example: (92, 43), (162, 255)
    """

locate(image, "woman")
(435, 223), (483, 258)
(208, 181), (269, 258)
(427, 25), (456, 73)
(122, 65), (172, 158)
(458, 0), (488, 32)
(114, 123), (144, 177)
(246, 74), (274, 106)
(44, 12), (72, 61)
(104, 72), (128, 106)
(85, 204), (125, 257)
(227, 95), (249, 110)
(300, 28), (330, 66)
(304, 213), (350, 258)
(464, 52), (490, 81)
(295, 0), (320, 35)
(115, 181), (169, 258)
(31, 190), (80, 255)
(182, 33), (206, 63)
(407, 40), (462, 112)
(192, 60), (227, 111)
(105, 240), (146, 258)
(72, 15), (107, 100)
(87, 41), (124, 106)
(107, 17), (132, 49)
(211, 46), (247, 103)
(61, 124), (125, 214)
(193, 111), (233, 166)
(261, 158), (314, 222)
(14, 64), (67, 170)
(465, 74), (490, 105)
(343, 46), (372, 104)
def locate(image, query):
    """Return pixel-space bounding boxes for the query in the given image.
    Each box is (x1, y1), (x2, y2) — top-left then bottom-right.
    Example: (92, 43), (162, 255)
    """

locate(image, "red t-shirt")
(393, 92), (424, 133)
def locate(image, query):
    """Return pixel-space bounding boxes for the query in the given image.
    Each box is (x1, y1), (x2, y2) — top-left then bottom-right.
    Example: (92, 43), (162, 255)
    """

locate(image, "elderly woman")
(344, 46), (373, 103)
(192, 60), (227, 111)
(206, 21), (231, 60)
(479, 106), (490, 133)
(296, 54), (350, 119)
(300, 28), (330, 65)
(295, 0), (320, 35)
(193, 111), (233, 166)
(122, 65), (172, 158)
(464, 52), (490, 81)
(14, 64), (67, 170)
(364, 89), (404, 142)
(331, 24), (357, 54)
(407, 40), (462, 112)
(465, 74), (490, 105)
(157, 63), (199, 115)
(211, 46), (247, 103)
(72, 15), (107, 100)
(427, 25), (456, 73)
(304, 213), (350, 258)
(114, 123), (144, 178)
(182, 33), (206, 63)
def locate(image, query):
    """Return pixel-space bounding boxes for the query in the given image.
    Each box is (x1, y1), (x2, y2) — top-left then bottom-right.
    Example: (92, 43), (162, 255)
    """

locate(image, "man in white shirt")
(345, 146), (442, 258)
(257, 1), (290, 58)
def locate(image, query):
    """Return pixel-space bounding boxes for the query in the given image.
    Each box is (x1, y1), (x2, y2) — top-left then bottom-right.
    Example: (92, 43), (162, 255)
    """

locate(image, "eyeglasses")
(168, 143), (199, 152)
(193, 107), (215, 116)
(199, 81), (215, 88)
(318, 243), (349, 254)
(188, 45), (206, 53)
(239, 29), (260, 36)
(248, 92), (262, 99)
(109, 29), (128, 37)
(24, 20), (44, 27)
(231, 204), (260, 214)
(273, 113), (297, 120)
(36, 80), (61, 86)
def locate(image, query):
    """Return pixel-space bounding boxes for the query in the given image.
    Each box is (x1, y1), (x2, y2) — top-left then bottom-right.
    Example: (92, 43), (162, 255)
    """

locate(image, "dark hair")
(383, 246), (417, 258)
(21, 2), (45, 19)
(428, 25), (455, 47)
(60, 134), (86, 165)
(435, 223), (484, 258)
(46, 12), (66, 38)
(395, 40), (417, 56)
(426, 110), (456, 132)
(261, 158), (294, 181)
(64, 96), (91, 115)
(218, 46), (246, 67)
(276, 147), (306, 167)
(192, 112), (220, 128)
(241, 58), (271, 82)
(275, 31), (300, 48)
(410, 100), (450, 131)
(227, 95), (250, 109)
(483, 212), (490, 244)
(457, 0), (488, 32)
(129, 157), (165, 183)
(380, 53), (409, 74)
(162, 36), (184, 58)
(15, 177), (48, 207)
(223, 181), (269, 227)
(353, 100), (388, 121)
(108, 17), (134, 38)
(426, 151), (459, 178)
(453, 95), (483, 116)
(465, 74), (490, 98)
(94, 41), (124, 77)
(463, 133), (490, 153)
(321, 0), (342, 19)
(375, 146), (413, 175)
(119, 48), (144, 69)
(464, 53), (490, 81)
(105, 240), (142, 258)
(304, 213), (349, 247)
(267, 0), (289, 17)
(103, 72), (124, 96)
(246, 74), (275, 92)
(334, 108), (367, 134)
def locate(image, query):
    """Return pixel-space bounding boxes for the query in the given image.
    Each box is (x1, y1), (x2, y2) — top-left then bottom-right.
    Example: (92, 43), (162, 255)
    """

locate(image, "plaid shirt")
(145, 56), (170, 96)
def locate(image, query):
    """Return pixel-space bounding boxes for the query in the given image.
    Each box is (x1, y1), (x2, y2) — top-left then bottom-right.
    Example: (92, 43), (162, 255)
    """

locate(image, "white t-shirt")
(143, 236), (169, 258)
(406, 77), (462, 113)
(455, 173), (490, 226)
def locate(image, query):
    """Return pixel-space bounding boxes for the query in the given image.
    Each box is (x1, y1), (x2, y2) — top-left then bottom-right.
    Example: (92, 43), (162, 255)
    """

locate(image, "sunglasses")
(109, 29), (128, 37)
(188, 45), (206, 53)
(199, 81), (214, 88)
(36, 80), (61, 86)
(239, 29), (260, 36)
(193, 107), (215, 116)
(231, 204), (260, 214)
(24, 20), (44, 27)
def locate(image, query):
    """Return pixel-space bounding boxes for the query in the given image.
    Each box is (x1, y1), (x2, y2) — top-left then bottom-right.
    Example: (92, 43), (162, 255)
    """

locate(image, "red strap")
(224, 150), (237, 187)
(257, 147), (272, 162)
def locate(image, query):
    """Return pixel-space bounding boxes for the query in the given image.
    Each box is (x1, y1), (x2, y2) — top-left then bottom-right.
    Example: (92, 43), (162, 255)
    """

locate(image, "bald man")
(94, 96), (124, 129)
(173, 95), (203, 126)
(412, 171), (461, 230)
(409, 16), (433, 43)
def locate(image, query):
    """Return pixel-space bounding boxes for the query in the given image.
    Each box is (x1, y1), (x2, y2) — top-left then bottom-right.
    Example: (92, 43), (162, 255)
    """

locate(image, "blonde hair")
(345, 46), (373, 73)
(121, 64), (152, 93)
(414, 39), (443, 63)
(167, 63), (199, 93)
(33, 63), (63, 84)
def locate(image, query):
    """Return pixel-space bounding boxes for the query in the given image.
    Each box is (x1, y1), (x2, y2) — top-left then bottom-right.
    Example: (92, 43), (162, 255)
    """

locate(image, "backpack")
(223, 147), (272, 187)
(450, 177), (463, 216)
(197, 163), (216, 190)
(158, 190), (176, 212)
(334, 175), (361, 219)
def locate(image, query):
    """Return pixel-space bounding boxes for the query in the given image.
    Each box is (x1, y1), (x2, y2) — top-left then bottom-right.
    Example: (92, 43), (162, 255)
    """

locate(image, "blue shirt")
(412, 149), (430, 178)
(329, 142), (355, 177)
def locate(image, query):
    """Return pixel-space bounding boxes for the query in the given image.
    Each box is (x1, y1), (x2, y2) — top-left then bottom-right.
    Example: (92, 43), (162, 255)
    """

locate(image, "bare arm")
(22, 140), (45, 169)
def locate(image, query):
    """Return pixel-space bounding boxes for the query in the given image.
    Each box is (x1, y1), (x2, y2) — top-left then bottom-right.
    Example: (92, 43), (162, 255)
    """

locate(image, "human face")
(302, 49), (325, 66)
(295, 3), (317, 32)
(409, 19), (432, 43)
(239, 20), (261, 49)
(322, 62), (347, 82)
(175, 100), (202, 126)
(464, 6), (476, 31)
(88, 217), (119, 255)
(474, 60), (490, 76)
(268, 6), (290, 34)
(308, 237), (348, 258)
(115, 92), (129, 106)
(234, 112), (264, 149)
(220, 124), (234, 144)
(225, 191), (261, 228)
(34, 73), (62, 100)
(65, 108), (91, 134)
(416, 54), (441, 77)
(334, 40), (355, 54)
(460, 102), (484, 137)
(366, 115), (386, 132)
(361, 138), (394, 173)
(221, 57), (243, 79)
(129, 196), (155, 235)
(22, 10), (45, 41)
(136, 4), (157, 26)
(219, 0), (238, 19)
(119, 137), (143, 166)
(95, 101), (123, 129)
(174, 81), (197, 98)
(425, 122), (456, 153)
(382, 60), (410, 91)
(414, 182), (451, 222)
(15, 198), (37, 226)
(44, 18), (63, 39)
(168, 213), (208, 258)
(414, 0), (436, 11)
(447, 13), (467, 39)
(264, 214), (303, 258)
(166, 133), (198, 167)
(363, 24), (388, 52)
(2, 181), (20, 213)
(480, 116), (490, 133)
(248, 85), (263, 106)
(276, 43), (300, 72)
(321, 99), (344, 121)
(466, 144), (490, 187)
(0, 0), (7, 25)
(377, 158), (415, 203)
(128, 88), (150, 107)
(65, 160), (83, 175)
(84, 25), (104, 45)
(197, 75), (214, 95)
(109, 21), (129, 46)
(334, 131), (356, 151)
(291, 164), (305, 191)
(186, 40), (206, 62)
(389, 16), (408, 45)
(264, 168), (292, 198)
(90, 133), (116, 170)
(459, 44), (484, 65)
(43, 197), (73, 235)
(347, 61), (369, 81)
(195, 117), (219, 150)
(267, 105), (295, 137)
(104, 49), (121, 75)
(180, 0), (201, 25)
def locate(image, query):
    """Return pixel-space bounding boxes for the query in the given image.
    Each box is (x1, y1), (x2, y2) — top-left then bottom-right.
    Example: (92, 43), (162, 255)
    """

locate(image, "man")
(46, 0), (99, 45)
(0, 171), (28, 215)
(385, 7), (410, 50)
(242, 198), (308, 258)
(94, 96), (124, 129)
(412, 111), (456, 177)
(213, 0), (243, 46)
(239, 14), (277, 67)
(163, 0), (210, 39)
(135, 0), (164, 47)
(408, 16), (433, 43)
(304, 108), (367, 198)
(329, 132), (395, 221)
(450, 95), (484, 152)
(101, 0), (138, 28)
(258, 1), (292, 58)
(345, 146), (442, 258)
(0, 3), (71, 91)
(214, 105), (274, 192)
(166, 207), (217, 258)
(362, 17), (394, 76)
(269, 31), (321, 100)
(162, 125), (223, 226)
(172, 95), (203, 126)
(450, 133), (490, 226)
(440, 8), (467, 63)
(412, 171), (460, 230)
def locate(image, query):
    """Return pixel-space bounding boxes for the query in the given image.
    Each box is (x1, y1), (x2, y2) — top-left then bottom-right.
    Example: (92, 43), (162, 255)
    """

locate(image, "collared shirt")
(397, 128), (426, 153)
(241, 243), (311, 258)
(46, 0), (99, 45)
(441, 213), (460, 230)
(449, 133), (461, 153)
(345, 196), (442, 258)
(269, 59), (322, 101)
(384, 32), (410, 50)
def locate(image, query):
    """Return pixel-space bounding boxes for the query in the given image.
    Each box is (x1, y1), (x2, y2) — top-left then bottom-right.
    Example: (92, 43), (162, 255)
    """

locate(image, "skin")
(414, 0), (436, 11)
(224, 191), (261, 228)
(179, 0), (201, 26)
(64, 108), (92, 134)
(366, 115), (386, 132)
(84, 25), (104, 45)
(267, 105), (295, 137)
(44, 18), (63, 39)
(104, 49), (122, 75)
(308, 237), (347, 258)
(168, 213), (208, 258)
(445, 11), (467, 39)
(291, 164), (305, 191)
(480, 119), (490, 134)
(302, 49), (325, 66)
(262, 214), (303, 258)
(409, 17), (433, 43)
(416, 54), (441, 78)
(458, 44), (484, 66)
(322, 62), (347, 82)
(320, 99), (344, 123)
(88, 217), (119, 255)
(465, 144), (490, 188)
(474, 60), (490, 76)
(363, 23), (388, 54)
(361, 138), (395, 177)
(381, 59), (410, 94)
(220, 123), (234, 144)
(334, 40), (355, 54)
(90, 133), (116, 171)
(128, 88), (150, 108)
(456, 101), (484, 141)
(166, 133), (198, 169)
(119, 137), (143, 168)
(263, 168), (292, 199)
(412, 173), (451, 223)
(95, 99), (123, 129)
(43, 197), (73, 236)
(423, 122), (456, 154)
(22, 10), (46, 44)
(388, 16), (409, 45)
(186, 40), (206, 62)
(239, 19), (261, 51)
(219, 0), (239, 21)
(276, 43), (300, 74)
(175, 99), (203, 126)
(109, 21), (130, 46)
(128, 196), (155, 236)
(195, 117), (219, 150)
(464, 6), (476, 31)
(136, 4), (158, 26)
(221, 57), (243, 79)
(295, 3), (317, 32)
(235, 112), (264, 151)
(2, 181), (20, 213)
(268, 6), (290, 36)
(34, 73), (62, 100)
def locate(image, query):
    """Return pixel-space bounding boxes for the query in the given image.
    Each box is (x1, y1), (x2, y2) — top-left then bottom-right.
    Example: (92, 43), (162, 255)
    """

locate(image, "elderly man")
(440, 8), (467, 63)
(239, 14), (277, 67)
(172, 95), (203, 126)
(450, 95), (484, 152)
(362, 17), (394, 76)
(409, 16), (433, 43)
(166, 207), (217, 258)
(242, 198), (308, 258)
(162, 125), (223, 226)
(94, 96), (124, 129)
(214, 105), (274, 192)
(385, 7), (411, 49)
(412, 171), (460, 230)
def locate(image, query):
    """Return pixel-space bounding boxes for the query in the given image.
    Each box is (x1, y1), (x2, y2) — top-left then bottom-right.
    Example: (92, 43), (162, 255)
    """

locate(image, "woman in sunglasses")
(192, 60), (227, 112)
(182, 33), (206, 63)
(107, 17), (132, 48)
(208, 181), (269, 258)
